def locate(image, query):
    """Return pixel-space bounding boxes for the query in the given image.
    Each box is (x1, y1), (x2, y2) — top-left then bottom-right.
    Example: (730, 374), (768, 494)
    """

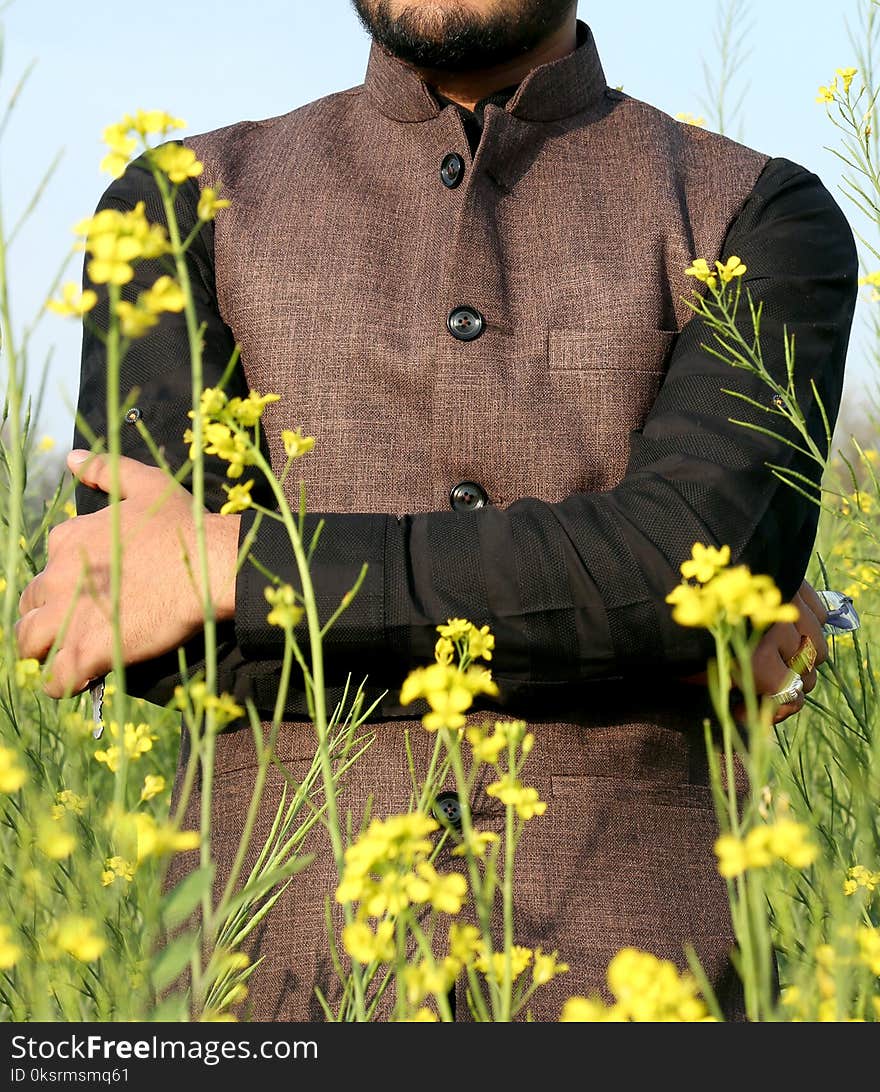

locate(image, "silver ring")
(769, 672), (804, 706)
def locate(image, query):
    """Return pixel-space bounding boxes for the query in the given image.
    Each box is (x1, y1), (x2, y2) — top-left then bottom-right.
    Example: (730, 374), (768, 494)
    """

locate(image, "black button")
(124, 407), (142, 424)
(447, 306), (484, 341)
(440, 152), (465, 188)
(433, 791), (462, 829)
(450, 481), (488, 511)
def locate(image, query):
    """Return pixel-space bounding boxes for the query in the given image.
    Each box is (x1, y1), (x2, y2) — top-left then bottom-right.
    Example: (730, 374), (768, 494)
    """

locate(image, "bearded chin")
(351, 0), (575, 72)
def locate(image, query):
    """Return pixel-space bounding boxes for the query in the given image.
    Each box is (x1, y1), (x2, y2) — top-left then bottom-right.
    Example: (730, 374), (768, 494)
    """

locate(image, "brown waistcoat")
(165, 24), (769, 1021)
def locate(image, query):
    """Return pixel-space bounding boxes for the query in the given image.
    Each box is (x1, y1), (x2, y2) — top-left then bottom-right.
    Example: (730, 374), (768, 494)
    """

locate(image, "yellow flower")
(140, 774), (167, 802)
(220, 479), (255, 515)
(38, 818), (77, 860)
(675, 112), (706, 126)
(101, 855), (135, 886)
(94, 721), (158, 772)
(858, 271), (880, 288)
(264, 583), (304, 629)
(604, 948), (710, 1022)
(141, 274), (186, 315)
(227, 391), (281, 427)
(281, 427), (316, 459)
(37, 436), (55, 452)
(532, 948), (570, 986)
(435, 619), (495, 662)
(475, 944), (533, 983)
(76, 202), (170, 285)
(335, 813), (440, 913)
(115, 811), (199, 863)
(684, 258), (718, 290)
(405, 861), (467, 914)
(844, 864), (880, 896)
(434, 636), (455, 665)
(47, 282), (98, 318)
(403, 956), (460, 1004)
(836, 67), (858, 93)
(714, 820), (817, 878)
(206, 692), (245, 728)
(465, 721), (509, 764)
(15, 658), (41, 690)
(63, 500), (77, 519)
(816, 78), (838, 103)
(150, 143), (203, 184)
(0, 924), (22, 969)
(342, 920), (395, 964)
(667, 558), (798, 631)
(51, 916), (106, 962)
(715, 255), (747, 283)
(400, 662), (499, 732)
(857, 926), (880, 976)
(0, 746), (27, 793)
(448, 923), (483, 964)
(451, 829), (499, 858)
(197, 186), (232, 221)
(52, 789), (87, 819)
(115, 300), (158, 338)
(192, 387), (228, 419)
(129, 109), (186, 138)
(682, 544), (731, 583)
(486, 775), (547, 819)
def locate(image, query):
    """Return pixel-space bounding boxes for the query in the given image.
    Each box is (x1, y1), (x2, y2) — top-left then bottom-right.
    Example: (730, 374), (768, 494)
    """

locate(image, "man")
(18, 2), (855, 1020)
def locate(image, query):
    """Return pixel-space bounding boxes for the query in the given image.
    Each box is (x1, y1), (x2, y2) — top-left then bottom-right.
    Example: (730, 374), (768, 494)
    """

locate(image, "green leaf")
(151, 930), (199, 993)
(160, 864), (215, 930)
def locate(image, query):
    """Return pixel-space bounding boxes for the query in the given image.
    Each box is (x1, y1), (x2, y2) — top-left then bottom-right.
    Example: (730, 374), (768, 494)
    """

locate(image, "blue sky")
(1, 0), (875, 443)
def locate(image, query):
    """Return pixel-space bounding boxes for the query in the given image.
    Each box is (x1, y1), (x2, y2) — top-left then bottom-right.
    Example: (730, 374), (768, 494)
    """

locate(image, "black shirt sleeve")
(73, 155), (858, 717)
(73, 152), (276, 705)
(233, 157), (858, 708)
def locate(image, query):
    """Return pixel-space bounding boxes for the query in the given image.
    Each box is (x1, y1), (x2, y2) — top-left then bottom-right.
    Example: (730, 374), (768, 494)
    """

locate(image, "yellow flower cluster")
(140, 774), (167, 802)
(0, 745), (27, 793)
(684, 255), (747, 291)
(666, 541), (799, 630)
(264, 584), (304, 630)
(486, 774), (547, 820)
(221, 480), (254, 515)
(675, 112), (706, 127)
(844, 865), (880, 896)
(94, 721), (159, 772)
(115, 274), (186, 339)
(0, 924), (22, 969)
(465, 719), (533, 765)
(816, 67), (857, 104)
(336, 813), (467, 931)
(101, 110), (186, 176)
(106, 807), (200, 864)
(857, 926), (880, 975)
(73, 203), (170, 287)
(560, 948), (711, 1022)
(400, 661), (499, 730)
(173, 681), (244, 728)
(15, 658), (41, 690)
(49, 916), (107, 963)
(51, 789), (88, 819)
(37, 817), (77, 860)
(101, 855), (136, 886)
(436, 618), (496, 663)
(714, 819), (818, 878)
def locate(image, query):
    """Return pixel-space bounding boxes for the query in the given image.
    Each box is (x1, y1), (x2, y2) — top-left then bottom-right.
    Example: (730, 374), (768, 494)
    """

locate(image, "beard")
(351, 0), (575, 72)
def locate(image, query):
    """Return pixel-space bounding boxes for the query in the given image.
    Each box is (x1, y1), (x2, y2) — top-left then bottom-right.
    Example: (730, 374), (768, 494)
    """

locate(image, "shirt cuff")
(233, 507), (405, 676)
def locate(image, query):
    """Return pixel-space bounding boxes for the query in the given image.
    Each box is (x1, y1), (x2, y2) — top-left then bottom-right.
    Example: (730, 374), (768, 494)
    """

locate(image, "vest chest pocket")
(545, 327), (676, 494)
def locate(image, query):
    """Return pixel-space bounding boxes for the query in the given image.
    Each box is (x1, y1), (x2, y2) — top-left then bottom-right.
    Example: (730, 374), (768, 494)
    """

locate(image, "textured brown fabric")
(164, 23), (771, 1021)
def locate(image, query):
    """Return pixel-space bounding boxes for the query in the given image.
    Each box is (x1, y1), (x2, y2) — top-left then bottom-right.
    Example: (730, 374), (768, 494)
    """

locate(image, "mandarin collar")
(364, 19), (607, 124)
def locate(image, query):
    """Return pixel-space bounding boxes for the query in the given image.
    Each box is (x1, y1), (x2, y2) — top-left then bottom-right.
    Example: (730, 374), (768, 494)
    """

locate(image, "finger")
(18, 572), (45, 617)
(67, 449), (161, 500)
(14, 609), (59, 663)
(797, 580), (829, 624)
(42, 645), (100, 700)
(792, 592), (829, 667)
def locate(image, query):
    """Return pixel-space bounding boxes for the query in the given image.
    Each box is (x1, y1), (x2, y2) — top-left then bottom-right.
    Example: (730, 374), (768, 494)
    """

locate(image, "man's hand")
(15, 450), (241, 699)
(679, 579), (829, 725)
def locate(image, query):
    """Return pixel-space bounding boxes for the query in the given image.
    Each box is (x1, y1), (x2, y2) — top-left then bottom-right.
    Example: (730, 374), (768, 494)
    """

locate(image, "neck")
(410, 15), (578, 112)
